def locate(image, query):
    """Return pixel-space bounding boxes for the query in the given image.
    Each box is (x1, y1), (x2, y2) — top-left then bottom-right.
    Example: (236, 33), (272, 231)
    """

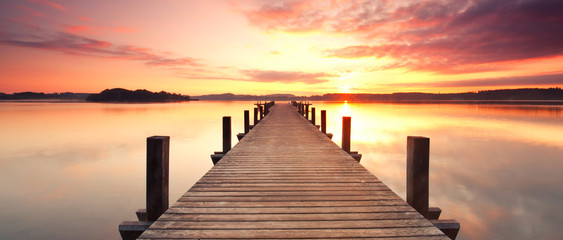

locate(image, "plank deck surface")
(139, 104), (448, 239)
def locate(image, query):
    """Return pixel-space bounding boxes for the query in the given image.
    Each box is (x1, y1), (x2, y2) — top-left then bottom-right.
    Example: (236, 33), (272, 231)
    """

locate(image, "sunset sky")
(1, 0), (562, 95)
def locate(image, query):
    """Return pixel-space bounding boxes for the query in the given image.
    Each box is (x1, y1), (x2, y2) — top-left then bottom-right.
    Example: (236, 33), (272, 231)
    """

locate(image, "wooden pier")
(132, 103), (452, 239)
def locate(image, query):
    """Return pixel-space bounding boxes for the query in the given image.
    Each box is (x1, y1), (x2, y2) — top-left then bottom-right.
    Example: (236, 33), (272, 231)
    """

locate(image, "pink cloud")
(78, 16), (95, 22)
(242, 69), (333, 84)
(28, 0), (66, 11)
(64, 25), (92, 34)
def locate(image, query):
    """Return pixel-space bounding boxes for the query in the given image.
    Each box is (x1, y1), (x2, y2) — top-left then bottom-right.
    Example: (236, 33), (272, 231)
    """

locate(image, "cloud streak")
(381, 73), (563, 88)
(0, 32), (201, 67)
(242, 70), (333, 84)
(241, 0), (563, 73)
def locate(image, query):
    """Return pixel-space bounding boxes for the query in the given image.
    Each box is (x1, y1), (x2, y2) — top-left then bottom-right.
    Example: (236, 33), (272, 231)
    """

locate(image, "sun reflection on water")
(312, 102), (563, 240)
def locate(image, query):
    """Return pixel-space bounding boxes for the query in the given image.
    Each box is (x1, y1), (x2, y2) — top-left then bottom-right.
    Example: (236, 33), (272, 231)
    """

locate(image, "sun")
(339, 86), (351, 93)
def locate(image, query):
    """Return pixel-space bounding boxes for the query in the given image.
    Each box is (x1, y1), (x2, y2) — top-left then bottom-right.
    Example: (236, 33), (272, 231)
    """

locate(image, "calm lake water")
(0, 101), (561, 239)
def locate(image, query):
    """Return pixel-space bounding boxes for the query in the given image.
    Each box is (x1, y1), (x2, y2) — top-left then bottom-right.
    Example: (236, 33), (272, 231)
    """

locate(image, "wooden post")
(146, 136), (169, 221)
(311, 107), (316, 125)
(407, 136), (430, 219)
(321, 110), (327, 134)
(305, 105), (309, 120)
(259, 105), (264, 119)
(244, 110), (249, 133)
(223, 116), (231, 153)
(342, 116), (351, 153)
(253, 108), (258, 125)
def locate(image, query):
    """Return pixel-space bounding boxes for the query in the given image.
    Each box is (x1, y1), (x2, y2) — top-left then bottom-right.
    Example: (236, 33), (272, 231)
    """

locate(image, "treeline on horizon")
(0, 92), (90, 100)
(194, 88), (563, 101)
(1, 87), (562, 101)
(321, 88), (563, 101)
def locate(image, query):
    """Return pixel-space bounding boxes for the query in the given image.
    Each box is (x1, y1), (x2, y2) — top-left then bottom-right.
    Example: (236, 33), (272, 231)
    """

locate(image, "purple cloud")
(0, 32), (202, 67)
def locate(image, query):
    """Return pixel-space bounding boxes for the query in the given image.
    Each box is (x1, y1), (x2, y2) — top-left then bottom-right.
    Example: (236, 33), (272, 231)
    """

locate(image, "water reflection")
(0, 101), (252, 240)
(1, 101), (561, 239)
(314, 102), (563, 240)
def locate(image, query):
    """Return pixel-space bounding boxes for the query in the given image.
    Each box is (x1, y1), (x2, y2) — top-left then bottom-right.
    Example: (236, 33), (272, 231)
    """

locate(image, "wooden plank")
(182, 190), (394, 197)
(149, 219), (433, 229)
(158, 212), (423, 221)
(178, 195), (399, 202)
(171, 200), (409, 208)
(166, 205), (416, 214)
(139, 228), (446, 239)
(189, 186), (391, 191)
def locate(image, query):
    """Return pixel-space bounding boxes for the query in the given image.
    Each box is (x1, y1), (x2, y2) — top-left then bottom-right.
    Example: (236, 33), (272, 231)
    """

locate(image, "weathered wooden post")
(407, 136), (429, 218)
(119, 136), (170, 239)
(321, 110), (327, 134)
(406, 136), (460, 239)
(311, 107), (316, 125)
(253, 107), (258, 125)
(342, 116), (351, 153)
(223, 116), (231, 153)
(146, 136), (169, 221)
(305, 104), (309, 120)
(244, 110), (250, 133)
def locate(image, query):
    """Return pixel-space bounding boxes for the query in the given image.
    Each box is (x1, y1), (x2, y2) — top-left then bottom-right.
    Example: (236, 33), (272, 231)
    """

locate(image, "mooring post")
(244, 110), (249, 133)
(311, 107), (316, 125)
(407, 136), (430, 219)
(223, 116), (231, 153)
(342, 116), (351, 153)
(146, 136), (169, 221)
(305, 104), (309, 120)
(253, 108), (258, 125)
(321, 110), (327, 134)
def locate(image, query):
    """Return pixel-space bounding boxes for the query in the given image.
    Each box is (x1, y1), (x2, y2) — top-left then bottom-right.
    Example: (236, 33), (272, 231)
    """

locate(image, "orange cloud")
(241, 0), (563, 74)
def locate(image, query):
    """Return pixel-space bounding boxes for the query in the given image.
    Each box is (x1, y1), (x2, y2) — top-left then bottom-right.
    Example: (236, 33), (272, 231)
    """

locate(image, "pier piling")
(146, 136), (169, 221)
(342, 116), (351, 153)
(311, 107), (316, 125)
(244, 110), (250, 134)
(406, 136), (429, 218)
(222, 116), (231, 153)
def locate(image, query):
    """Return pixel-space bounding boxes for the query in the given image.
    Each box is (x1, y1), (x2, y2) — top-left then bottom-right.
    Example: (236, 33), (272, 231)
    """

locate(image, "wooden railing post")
(244, 110), (250, 133)
(342, 116), (351, 153)
(253, 108), (258, 125)
(321, 110), (327, 134)
(311, 107), (316, 125)
(146, 136), (169, 221)
(407, 136), (430, 219)
(223, 116), (231, 153)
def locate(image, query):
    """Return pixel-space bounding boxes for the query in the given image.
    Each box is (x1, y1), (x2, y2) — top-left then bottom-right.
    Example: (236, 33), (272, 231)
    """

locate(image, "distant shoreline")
(2, 87), (562, 104)
(2, 99), (563, 106)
